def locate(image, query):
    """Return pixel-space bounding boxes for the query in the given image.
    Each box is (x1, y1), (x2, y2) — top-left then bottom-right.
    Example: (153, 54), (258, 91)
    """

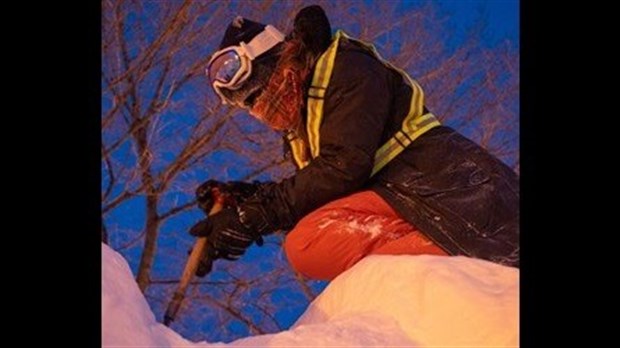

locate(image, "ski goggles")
(207, 25), (285, 104)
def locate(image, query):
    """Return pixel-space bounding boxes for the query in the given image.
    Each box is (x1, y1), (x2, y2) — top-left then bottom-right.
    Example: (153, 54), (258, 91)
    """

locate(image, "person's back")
(292, 30), (520, 269)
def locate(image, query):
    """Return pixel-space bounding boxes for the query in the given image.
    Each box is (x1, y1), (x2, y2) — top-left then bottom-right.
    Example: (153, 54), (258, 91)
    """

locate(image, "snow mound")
(295, 254), (519, 347)
(102, 243), (518, 347)
(102, 244), (196, 347)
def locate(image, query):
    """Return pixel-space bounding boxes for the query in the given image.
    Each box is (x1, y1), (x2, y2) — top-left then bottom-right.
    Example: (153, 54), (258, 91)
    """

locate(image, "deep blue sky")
(437, 0), (518, 46)
(103, 0), (518, 343)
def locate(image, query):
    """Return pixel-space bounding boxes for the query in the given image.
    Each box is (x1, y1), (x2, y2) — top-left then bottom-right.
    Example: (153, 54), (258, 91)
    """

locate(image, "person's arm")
(244, 50), (393, 231)
(188, 50), (399, 265)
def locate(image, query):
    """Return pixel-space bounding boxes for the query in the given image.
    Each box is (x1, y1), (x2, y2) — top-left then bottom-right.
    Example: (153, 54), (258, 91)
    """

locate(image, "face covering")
(249, 65), (306, 131)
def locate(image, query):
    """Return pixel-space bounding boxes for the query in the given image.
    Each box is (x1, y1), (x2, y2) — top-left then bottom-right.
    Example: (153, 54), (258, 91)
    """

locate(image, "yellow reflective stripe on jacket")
(371, 113), (440, 176)
(286, 132), (310, 169)
(336, 32), (441, 175)
(291, 30), (441, 175)
(307, 34), (341, 159)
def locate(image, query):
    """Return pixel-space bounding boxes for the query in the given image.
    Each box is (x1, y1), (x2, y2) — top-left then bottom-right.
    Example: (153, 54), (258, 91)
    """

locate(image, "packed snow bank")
(102, 243), (518, 347)
(102, 244), (196, 347)
(295, 254), (519, 347)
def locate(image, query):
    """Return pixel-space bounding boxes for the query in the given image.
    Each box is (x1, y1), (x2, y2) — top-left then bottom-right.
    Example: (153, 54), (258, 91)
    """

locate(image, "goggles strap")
(240, 25), (285, 60)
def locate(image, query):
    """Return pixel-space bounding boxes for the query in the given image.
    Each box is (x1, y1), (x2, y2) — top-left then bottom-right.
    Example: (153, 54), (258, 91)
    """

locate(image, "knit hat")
(290, 5), (332, 57)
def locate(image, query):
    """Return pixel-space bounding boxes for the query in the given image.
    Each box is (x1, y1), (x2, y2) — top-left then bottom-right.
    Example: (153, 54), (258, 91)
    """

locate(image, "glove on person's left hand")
(189, 203), (273, 276)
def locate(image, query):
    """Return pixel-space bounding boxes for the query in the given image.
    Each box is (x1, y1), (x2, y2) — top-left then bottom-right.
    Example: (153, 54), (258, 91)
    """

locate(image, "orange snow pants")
(284, 190), (448, 280)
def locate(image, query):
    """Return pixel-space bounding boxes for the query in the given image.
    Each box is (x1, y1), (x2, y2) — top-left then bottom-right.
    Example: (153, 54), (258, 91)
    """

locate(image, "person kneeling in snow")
(189, 6), (519, 281)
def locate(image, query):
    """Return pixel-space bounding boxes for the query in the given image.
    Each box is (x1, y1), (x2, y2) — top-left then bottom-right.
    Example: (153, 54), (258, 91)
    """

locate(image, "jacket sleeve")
(242, 50), (394, 231)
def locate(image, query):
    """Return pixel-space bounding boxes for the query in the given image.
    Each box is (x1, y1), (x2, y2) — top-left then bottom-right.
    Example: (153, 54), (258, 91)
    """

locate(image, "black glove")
(189, 203), (273, 276)
(195, 180), (265, 214)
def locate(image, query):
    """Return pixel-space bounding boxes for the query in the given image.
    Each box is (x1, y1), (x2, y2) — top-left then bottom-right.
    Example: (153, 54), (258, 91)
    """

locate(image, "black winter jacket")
(243, 38), (519, 268)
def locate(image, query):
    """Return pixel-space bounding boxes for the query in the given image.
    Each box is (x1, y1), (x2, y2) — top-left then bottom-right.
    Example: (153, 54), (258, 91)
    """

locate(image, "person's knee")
(283, 197), (378, 280)
(284, 227), (316, 278)
(284, 225), (343, 280)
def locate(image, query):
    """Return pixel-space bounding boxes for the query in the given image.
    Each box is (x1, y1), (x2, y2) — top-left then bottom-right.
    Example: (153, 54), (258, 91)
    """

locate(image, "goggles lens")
(208, 50), (242, 84)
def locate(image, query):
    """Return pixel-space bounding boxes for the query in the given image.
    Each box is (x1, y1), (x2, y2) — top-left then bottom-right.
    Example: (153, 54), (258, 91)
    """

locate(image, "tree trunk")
(134, 119), (160, 293)
(136, 194), (160, 292)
